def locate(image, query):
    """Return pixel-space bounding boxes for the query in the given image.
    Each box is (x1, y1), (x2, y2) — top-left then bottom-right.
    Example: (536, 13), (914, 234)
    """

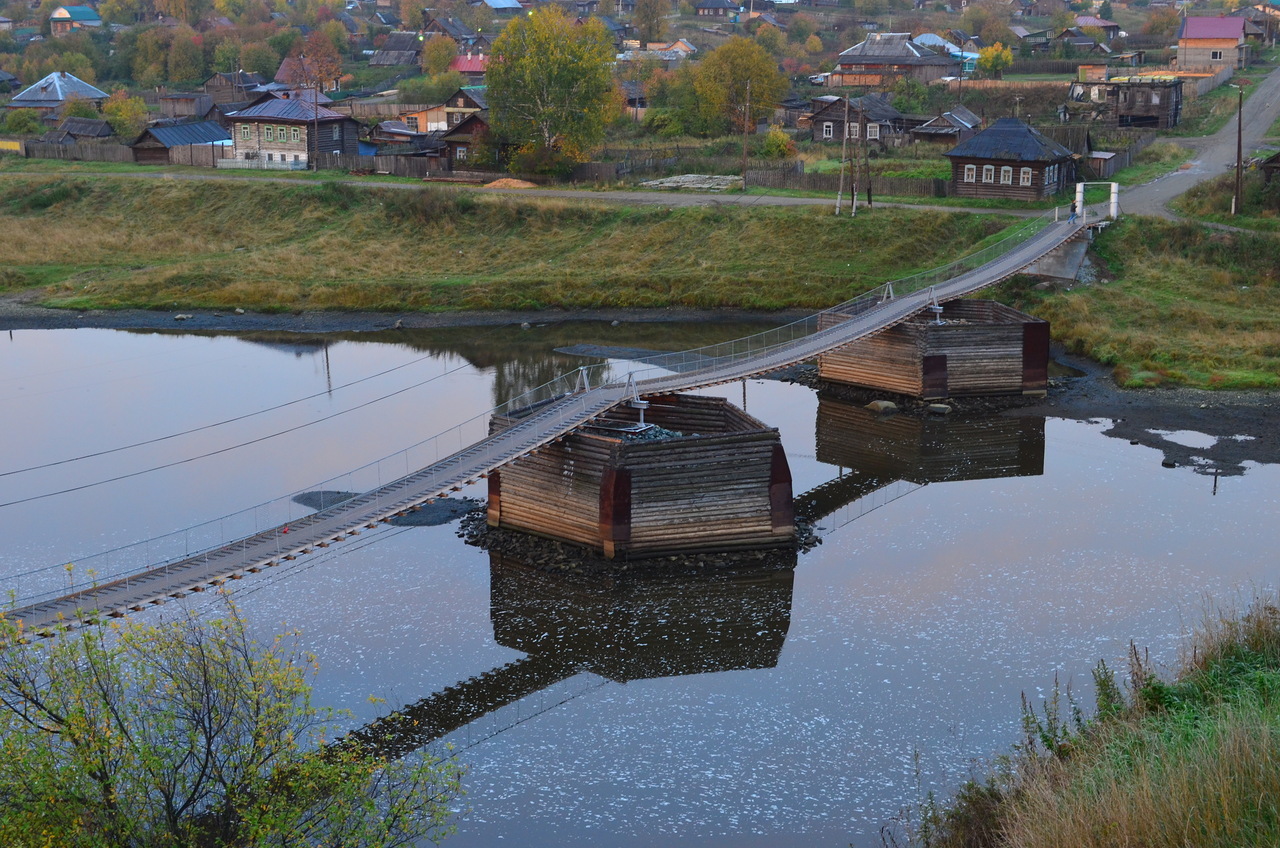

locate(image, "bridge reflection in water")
(346, 400), (1046, 759)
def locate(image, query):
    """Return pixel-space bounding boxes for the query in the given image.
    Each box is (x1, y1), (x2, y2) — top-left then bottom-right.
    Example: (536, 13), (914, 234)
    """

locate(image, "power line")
(0, 351), (446, 479)
(0, 360), (474, 511)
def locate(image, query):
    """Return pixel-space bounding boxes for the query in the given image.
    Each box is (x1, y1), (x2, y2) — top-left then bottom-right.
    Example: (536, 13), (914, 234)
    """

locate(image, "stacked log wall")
(487, 431), (616, 548)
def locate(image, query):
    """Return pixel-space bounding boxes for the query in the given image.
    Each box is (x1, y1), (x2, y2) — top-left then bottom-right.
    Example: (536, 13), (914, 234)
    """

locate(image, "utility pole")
(861, 107), (871, 210)
(836, 94), (849, 215)
(740, 78), (751, 189)
(1233, 82), (1243, 216)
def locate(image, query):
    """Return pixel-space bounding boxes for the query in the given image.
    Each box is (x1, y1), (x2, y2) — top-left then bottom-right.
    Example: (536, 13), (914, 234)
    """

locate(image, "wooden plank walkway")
(7, 219), (1084, 635)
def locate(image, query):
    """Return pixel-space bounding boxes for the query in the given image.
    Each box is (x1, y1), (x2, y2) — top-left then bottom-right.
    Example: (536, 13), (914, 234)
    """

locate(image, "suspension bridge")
(4, 208), (1096, 636)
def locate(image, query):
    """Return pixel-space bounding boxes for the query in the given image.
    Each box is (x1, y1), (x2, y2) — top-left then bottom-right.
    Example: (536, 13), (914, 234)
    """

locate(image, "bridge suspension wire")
(0, 351), (447, 480)
(0, 360), (474, 511)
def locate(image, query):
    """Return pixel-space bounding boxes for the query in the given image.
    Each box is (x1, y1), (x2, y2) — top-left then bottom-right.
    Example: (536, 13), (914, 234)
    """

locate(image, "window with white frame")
(407, 116), (419, 131)
(964, 164), (976, 182)
(239, 125), (250, 140)
(822, 122), (833, 139)
(982, 165), (994, 183)
(1000, 166), (1012, 185)
(1020, 167), (1032, 186)
(1211, 50), (1223, 60)
(278, 126), (286, 140)
(331, 125), (340, 141)
(456, 145), (468, 160)
(848, 123), (859, 139)
(867, 123), (880, 140)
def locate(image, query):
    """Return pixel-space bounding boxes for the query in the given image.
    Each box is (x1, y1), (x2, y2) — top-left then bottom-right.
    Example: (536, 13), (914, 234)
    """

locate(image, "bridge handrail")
(4, 209), (1058, 606)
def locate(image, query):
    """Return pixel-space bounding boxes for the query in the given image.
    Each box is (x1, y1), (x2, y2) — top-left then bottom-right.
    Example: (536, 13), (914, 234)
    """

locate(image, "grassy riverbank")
(992, 216), (1280, 389)
(0, 176), (1016, 312)
(916, 594), (1280, 848)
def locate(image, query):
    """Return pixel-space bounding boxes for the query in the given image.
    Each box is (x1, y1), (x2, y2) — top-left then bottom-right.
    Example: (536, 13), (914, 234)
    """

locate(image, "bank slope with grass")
(0, 177), (1017, 313)
(992, 217), (1280, 389)
(920, 595), (1280, 848)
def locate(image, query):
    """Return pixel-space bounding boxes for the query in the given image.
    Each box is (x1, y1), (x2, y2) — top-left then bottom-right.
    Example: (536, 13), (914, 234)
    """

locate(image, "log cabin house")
(944, 117), (1075, 200)
(487, 394), (794, 559)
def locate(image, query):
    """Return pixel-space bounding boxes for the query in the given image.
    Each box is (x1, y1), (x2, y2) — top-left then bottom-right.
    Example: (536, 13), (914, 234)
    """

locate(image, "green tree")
(61, 96), (99, 118)
(1097, 0), (1112, 19)
(632, 0), (668, 45)
(976, 41), (1013, 79)
(754, 22), (783, 54)
(421, 32), (457, 75)
(692, 36), (787, 134)
(787, 12), (817, 43)
(102, 89), (149, 137)
(211, 37), (241, 73)
(167, 31), (206, 82)
(0, 599), (462, 847)
(398, 69), (463, 104)
(488, 5), (615, 158)
(240, 40), (280, 78)
(2, 107), (42, 134)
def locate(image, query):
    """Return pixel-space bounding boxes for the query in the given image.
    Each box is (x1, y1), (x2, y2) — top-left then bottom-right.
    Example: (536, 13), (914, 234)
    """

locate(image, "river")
(1, 323), (1276, 847)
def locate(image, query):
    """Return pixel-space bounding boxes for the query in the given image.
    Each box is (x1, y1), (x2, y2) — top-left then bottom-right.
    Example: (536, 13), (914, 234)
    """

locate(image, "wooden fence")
(745, 168), (952, 198)
(331, 101), (438, 119)
(24, 141), (134, 163)
(311, 152), (552, 184)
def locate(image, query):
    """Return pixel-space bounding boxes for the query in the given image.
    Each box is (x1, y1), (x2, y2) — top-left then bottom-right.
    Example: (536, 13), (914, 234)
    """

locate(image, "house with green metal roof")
(49, 5), (102, 37)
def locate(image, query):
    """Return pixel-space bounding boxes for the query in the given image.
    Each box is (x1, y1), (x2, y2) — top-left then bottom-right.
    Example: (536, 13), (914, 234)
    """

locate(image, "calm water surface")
(2, 325), (1277, 847)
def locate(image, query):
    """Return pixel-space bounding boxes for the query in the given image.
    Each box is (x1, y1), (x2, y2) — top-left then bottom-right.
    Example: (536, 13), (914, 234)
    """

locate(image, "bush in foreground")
(0, 597), (462, 847)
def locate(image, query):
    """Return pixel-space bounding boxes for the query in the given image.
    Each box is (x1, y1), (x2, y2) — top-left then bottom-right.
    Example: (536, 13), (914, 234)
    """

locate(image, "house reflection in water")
(346, 552), (796, 760)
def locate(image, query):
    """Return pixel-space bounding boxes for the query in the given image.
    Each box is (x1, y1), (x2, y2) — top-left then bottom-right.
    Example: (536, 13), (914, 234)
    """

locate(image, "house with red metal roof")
(1177, 17), (1248, 70)
(448, 52), (488, 84)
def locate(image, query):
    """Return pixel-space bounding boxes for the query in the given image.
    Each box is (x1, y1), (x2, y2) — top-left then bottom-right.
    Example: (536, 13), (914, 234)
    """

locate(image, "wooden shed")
(817, 299), (1049, 400)
(488, 394), (794, 559)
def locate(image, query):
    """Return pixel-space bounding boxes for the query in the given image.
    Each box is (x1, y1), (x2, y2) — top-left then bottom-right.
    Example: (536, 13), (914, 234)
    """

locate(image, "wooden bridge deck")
(6, 219), (1083, 635)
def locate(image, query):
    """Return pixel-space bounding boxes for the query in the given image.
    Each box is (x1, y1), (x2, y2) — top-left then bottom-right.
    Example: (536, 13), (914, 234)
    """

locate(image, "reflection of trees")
(128, 319), (786, 408)
(345, 552), (796, 760)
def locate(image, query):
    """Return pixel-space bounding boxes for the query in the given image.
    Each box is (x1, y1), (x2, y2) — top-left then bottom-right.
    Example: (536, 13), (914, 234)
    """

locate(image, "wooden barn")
(944, 117), (1075, 200)
(817, 299), (1049, 400)
(487, 394), (794, 559)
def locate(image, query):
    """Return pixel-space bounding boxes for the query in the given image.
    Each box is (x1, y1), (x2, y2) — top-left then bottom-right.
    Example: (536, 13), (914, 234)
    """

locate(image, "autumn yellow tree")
(421, 33), (457, 75)
(693, 37), (787, 134)
(103, 90), (149, 137)
(633, 0), (668, 44)
(976, 41), (1013, 79)
(488, 5), (615, 160)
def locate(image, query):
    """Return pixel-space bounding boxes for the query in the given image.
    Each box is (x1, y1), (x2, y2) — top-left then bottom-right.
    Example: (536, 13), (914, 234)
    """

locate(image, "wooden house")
(487, 394), (794, 559)
(443, 86), (486, 127)
(816, 299), (1049, 400)
(159, 92), (214, 120)
(832, 32), (960, 87)
(274, 56), (342, 92)
(6, 71), (107, 119)
(369, 31), (424, 66)
(399, 103), (448, 132)
(808, 92), (905, 145)
(1074, 15), (1121, 39)
(448, 52), (488, 84)
(944, 117), (1074, 200)
(1177, 16), (1248, 69)
(442, 109), (489, 165)
(910, 104), (982, 144)
(695, 0), (739, 16)
(229, 98), (360, 167)
(202, 70), (266, 105)
(49, 5), (100, 36)
(1068, 75), (1183, 129)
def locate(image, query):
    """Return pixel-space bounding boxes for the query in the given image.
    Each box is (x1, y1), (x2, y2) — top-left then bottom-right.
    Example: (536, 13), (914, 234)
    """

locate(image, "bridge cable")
(0, 360), (473, 511)
(0, 351), (448, 479)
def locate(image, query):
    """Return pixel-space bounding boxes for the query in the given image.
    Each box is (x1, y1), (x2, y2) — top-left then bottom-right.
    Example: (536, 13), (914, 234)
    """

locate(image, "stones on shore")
(1162, 458), (1177, 468)
(865, 399), (898, 414)
(174, 314), (193, 321)
(926, 403), (953, 415)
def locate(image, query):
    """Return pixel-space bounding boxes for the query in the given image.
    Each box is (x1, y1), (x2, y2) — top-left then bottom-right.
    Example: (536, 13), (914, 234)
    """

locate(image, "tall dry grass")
(917, 595), (1280, 848)
(0, 176), (1013, 313)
